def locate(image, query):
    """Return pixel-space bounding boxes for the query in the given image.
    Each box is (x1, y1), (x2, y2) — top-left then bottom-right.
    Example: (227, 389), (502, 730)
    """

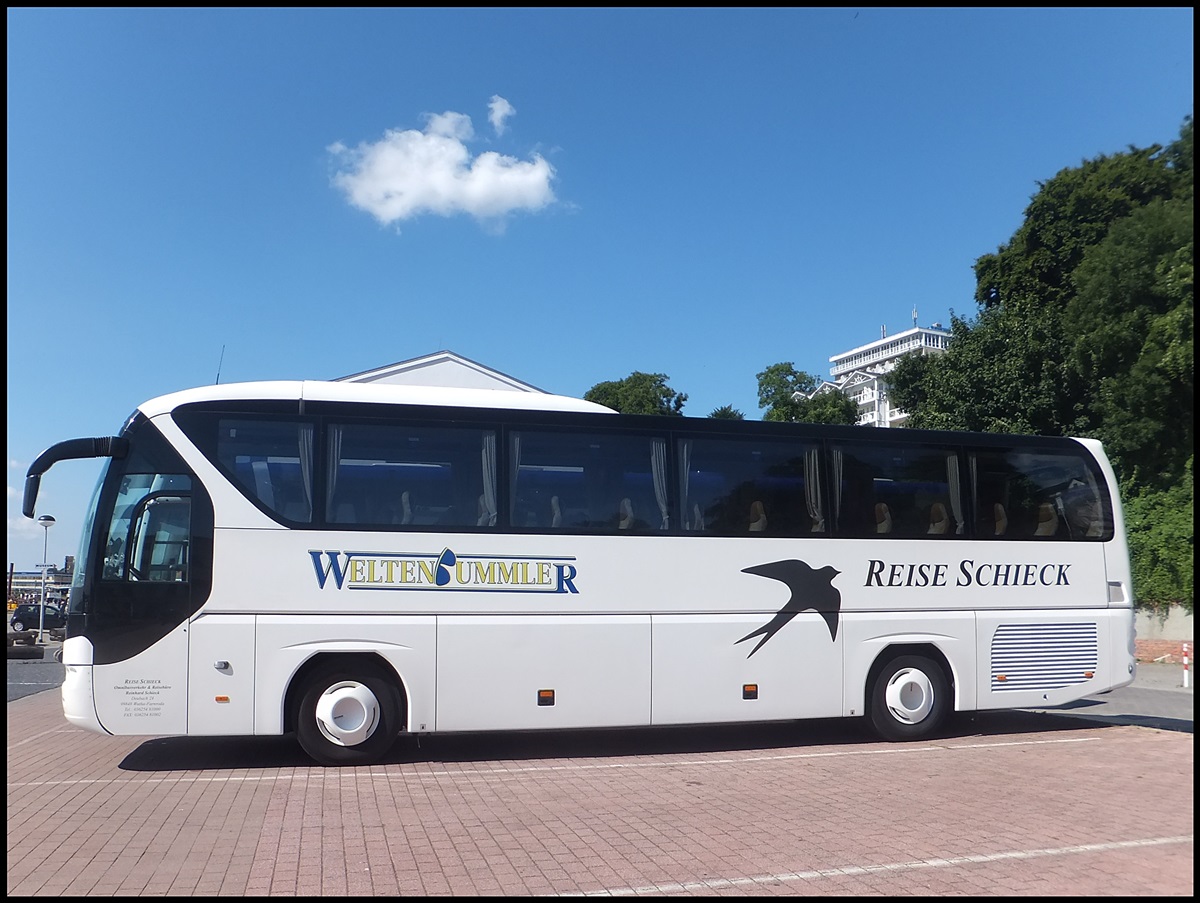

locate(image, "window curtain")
(678, 439), (696, 529)
(509, 434), (522, 524)
(651, 438), (669, 530)
(968, 454), (979, 522)
(946, 452), (964, 534)
(804, 447), (825, 532)
(480, 432), (497, 527)
(326, 425), (343, 520)
(297, 423), (314, 522)
(830, 447), (844, 533)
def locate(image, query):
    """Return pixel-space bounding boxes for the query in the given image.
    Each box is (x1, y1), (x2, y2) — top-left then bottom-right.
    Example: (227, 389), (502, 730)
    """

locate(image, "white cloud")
(329, 98), (555, 229)
(488, 95), (516, 135)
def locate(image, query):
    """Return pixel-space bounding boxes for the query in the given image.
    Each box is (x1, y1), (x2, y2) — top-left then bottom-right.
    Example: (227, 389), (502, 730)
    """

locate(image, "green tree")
(756, 362), (817, 422)
(708, 405), (745, 419)
(1124, 458), (1194, 612)
(889, 308), (1068, 434)
(893, 114), (1193, 609)
(584, 372), (687, 415)
(801, 389), (858, 425)
(755, 362), (857, 424)
(1066, 198), (1193, 489)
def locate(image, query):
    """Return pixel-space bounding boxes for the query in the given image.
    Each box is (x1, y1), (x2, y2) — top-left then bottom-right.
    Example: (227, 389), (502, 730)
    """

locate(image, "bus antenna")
(215, 345), (226, 385)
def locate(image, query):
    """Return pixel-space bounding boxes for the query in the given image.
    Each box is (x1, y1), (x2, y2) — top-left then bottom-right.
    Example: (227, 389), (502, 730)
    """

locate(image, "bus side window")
(680, 437), (821, 537)
(102, 475), (191, 581)
(129, 493), (191, 582)
(972, 446), (1112, 541)
(832, 442), (961, 538)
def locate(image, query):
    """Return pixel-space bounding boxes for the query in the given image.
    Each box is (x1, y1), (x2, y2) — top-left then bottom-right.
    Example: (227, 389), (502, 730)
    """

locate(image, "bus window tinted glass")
(972, 448), (1111, 540)
(680, 438), (823, 535)
(510, 431), (668, 532)
(214, 419), (314, 523)
(326, 423), (496, 529)
(830, 443), (963, 538)
(102, 473), (191, 582)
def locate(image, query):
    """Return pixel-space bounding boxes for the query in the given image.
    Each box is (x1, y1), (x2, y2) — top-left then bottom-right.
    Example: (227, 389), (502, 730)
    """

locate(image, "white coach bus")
(23, 380), (1136, 765)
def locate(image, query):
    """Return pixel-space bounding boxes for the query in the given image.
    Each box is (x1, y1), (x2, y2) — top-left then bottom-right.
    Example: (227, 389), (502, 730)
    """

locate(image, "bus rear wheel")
(295, 663), (402, 766)
(869, 654), (950, 741)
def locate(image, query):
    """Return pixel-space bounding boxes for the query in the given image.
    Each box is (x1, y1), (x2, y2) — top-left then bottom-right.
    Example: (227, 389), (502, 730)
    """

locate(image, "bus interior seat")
(618, 498), (635, 530)
(692, 503), (705, 531)
(476, 494), (493, 526)
(251, 461), (274, 509)
(749, 500), (767, 532)
(1034, 502), (1058, 536)
(927, 502), (949, 534)
(1062, 484), (1103, 537)
(875, 502), (892, 534)
(550, 496), (563, 527)
(993, 503), (1008, 536)
(400, 491), (413, 524)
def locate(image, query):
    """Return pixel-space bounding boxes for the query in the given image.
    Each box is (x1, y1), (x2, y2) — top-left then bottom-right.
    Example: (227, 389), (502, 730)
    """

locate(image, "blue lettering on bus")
(555, 564), (579, 594)
(309, 550), (352, 589)
(435, 548), (456, 586)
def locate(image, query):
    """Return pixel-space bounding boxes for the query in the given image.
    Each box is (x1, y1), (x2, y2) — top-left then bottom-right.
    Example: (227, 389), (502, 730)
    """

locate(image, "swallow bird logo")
(735, 559), (842, 657)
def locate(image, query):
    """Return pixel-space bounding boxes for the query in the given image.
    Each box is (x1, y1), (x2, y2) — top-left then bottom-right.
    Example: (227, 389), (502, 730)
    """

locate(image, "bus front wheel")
(295, 663), (402, 766)
(869, 654), (949, 741)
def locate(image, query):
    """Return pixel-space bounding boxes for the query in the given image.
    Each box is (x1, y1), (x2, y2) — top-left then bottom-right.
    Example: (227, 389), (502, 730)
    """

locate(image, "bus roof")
(137, 380), (617, 418)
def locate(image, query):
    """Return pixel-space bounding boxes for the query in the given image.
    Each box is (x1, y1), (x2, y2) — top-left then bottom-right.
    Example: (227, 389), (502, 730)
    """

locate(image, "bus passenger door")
(90, 488), (195, 735)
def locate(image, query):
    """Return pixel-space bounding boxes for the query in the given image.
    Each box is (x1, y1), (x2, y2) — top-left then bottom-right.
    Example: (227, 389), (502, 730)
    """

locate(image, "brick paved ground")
(6, 687), (1193, 897)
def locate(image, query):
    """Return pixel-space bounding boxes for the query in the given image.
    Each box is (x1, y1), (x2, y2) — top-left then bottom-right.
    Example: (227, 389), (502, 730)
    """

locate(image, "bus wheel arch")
(865, 644), (953, 742)
(285, 653), (407, 766)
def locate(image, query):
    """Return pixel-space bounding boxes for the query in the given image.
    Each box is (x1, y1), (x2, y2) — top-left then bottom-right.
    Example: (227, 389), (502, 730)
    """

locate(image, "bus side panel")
(651, 614), (842, 725)
(253, 615), (437, 735)
(840, 612), (977, 716)
(435, 615), (651, 731)
(188, 613), (256, 735)
(974, 609), (1132, 710)
(91, 622), (189, 735)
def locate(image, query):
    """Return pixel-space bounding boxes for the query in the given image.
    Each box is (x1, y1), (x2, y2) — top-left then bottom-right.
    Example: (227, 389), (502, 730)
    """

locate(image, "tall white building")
(800, 319), (952, 428)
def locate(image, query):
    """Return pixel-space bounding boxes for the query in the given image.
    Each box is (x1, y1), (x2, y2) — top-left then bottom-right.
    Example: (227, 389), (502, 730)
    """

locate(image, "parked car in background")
(9, 603), (67, 633)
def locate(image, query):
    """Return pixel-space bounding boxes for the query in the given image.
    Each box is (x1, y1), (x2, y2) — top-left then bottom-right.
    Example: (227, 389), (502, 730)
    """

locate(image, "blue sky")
(6, 7), (1194, 572)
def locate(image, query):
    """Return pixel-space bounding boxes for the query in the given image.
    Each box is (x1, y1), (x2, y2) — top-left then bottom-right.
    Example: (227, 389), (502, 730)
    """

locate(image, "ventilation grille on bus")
(989, 622), (1099, 692)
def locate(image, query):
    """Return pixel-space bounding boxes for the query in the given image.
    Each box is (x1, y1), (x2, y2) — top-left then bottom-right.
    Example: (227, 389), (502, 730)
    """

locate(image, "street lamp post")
(37, 514), (55, 644)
